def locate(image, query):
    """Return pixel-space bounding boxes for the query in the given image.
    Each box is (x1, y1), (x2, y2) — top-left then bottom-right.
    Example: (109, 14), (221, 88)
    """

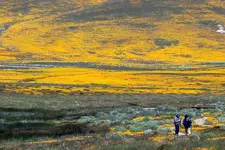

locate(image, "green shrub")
(121, 120), (132, 125)
(161, 120), (173, 124)
(76, 116), (96, 124)
(116, 113), (130, 121)
(166, 106), (178, 112)
(128, 120), (158, 132)
(135, 121), (159, 130)
(199, 20), (217, 28)
(144, 129), (153, 135)
(218, 115), (225, 123)
(143, 116), (150, 121)
(157, 127), (173, 133)
(154, 38), (179, 48)
(97, 140), (158, 150)
(91, 120), (101, 126)
(128, 120), (137, 126)
(101, 120), (111, 127)
(26, 145), (60, 150)
(164, 137), (225, 150)
(114, 126), (127, 132)
(208, 6), (225, 15)
(129, 125), (143, 132)
(189, 133), (200, 140)
(200, 132), (217, 140)
(148, 121), (159, 130)
(181, 109), (197, 118)
(96, 112), (108, 120)
(220, 125), (225, 130)
(105, 134), (126, 140)
(141, 108), (154, 116)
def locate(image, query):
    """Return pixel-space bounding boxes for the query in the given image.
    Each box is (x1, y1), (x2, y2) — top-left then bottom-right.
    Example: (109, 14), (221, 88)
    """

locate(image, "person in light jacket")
(174, 114), (181, 136)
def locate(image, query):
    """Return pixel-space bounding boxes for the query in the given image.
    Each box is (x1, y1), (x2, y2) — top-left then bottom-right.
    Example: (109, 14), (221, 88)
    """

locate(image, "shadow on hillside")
(60, 0), (184, 22)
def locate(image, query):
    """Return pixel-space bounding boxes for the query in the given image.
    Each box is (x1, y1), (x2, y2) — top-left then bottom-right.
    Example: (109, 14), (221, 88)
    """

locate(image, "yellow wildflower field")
(0, 67), (225, 94)
(0, 0), (225, 94)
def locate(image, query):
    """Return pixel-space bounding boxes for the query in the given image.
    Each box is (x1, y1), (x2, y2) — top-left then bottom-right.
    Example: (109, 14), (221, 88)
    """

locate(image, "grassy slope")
(0, 0), (225, 94)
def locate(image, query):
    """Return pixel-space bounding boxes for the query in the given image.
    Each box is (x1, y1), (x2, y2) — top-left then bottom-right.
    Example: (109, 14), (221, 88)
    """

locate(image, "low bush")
(200, 132), (217, 140)
(143, 116), (150, 121)
(121, 120), (132, 125)
(77, 116), (96, 124)
(157, 127), (173, 133)
(129, 125), (143, 132)
(114, 126), (127, 132)
(144, 129), (153, 135)
(208, 6), (225, 15)
(97, 140), (158, 150)
(96, 112), (108, 120)
(147, 121), (160, 130)
(154, 38), (179, 48)
(163, 134), (225, 150)
(105, 133), (127, 140)
(91, 120), (101, 126)
(199, 20), (217, 28)
(180, 109), (197, 118)
(189, 133), (200, 140)
(134, 121), (159, 130)
(101, 120), (111, 127)
(220, 125), (225, 130)
(218, 116), (225, 124)
(140, 108), (154, 116)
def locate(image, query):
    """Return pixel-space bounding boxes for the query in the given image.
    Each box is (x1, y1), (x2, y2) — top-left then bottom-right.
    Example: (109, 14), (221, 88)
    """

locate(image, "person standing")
(174, 114), (181, 136)
(183, 114), (192, 135)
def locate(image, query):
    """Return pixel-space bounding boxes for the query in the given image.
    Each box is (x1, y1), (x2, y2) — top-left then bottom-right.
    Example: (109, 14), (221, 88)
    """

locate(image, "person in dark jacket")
(174, 114), (181, 135)
(182, 114), (192, 135)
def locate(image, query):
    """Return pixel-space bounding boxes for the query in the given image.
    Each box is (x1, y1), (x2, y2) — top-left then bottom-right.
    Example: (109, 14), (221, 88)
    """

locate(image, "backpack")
(184, 117), (191, 126)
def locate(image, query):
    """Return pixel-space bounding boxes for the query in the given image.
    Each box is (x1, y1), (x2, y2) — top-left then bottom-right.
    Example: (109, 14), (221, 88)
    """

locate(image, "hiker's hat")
(176, 114), (180, 118)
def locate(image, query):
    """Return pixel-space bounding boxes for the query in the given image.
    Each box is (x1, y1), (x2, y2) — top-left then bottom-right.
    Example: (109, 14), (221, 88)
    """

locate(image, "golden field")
(1, 67), (225, 94)
(0, 0), (225, 95)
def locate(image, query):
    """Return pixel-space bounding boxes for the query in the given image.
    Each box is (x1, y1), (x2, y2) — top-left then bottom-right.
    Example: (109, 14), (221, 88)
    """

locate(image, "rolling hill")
(0, 0), (225, 94)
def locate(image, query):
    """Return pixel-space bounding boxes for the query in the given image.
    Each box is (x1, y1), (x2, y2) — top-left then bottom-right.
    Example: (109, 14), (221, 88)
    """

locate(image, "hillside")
(0, 0), (225, 94)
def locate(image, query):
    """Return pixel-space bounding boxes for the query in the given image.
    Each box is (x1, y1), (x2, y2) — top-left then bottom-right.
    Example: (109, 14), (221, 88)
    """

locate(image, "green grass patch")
(208, 6), (225, 15)
(154, 38), (179, 49)
(199, 20), (217, 28)
(96, 140), (158, 150)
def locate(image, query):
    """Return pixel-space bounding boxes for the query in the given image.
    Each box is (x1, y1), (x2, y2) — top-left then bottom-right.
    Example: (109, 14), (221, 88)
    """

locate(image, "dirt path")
(194, 117), (208, 126)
